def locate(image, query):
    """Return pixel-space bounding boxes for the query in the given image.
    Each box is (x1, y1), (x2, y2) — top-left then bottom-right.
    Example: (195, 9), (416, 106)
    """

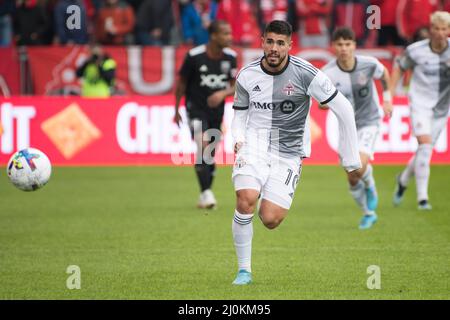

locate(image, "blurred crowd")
(0, 0), (449, 48)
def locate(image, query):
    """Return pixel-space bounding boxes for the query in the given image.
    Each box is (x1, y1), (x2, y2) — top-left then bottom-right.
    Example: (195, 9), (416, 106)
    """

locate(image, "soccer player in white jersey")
(322, 27), (393, 230)
(230, 20), (361, 285)
(391, 11), (450, 210)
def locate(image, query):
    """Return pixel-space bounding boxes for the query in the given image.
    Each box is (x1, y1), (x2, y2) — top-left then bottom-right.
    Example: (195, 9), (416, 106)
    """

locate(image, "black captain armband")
(233, 105), (249, 110)
(320, 89), (338, 105)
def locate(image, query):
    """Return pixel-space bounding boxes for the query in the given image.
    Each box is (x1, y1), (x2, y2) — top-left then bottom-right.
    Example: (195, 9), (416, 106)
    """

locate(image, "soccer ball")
(6, 148), (52, 191)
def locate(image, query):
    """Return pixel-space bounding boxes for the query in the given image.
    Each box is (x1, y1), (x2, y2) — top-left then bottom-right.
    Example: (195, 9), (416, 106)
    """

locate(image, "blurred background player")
(173, 20), (237, 210)
(322, 27), (393, 230)
(230, 20), (361, 285)
(391, 11), (450, 210)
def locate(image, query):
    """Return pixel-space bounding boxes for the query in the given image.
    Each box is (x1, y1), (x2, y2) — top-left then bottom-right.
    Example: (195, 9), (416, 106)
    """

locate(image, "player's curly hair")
(264, 20), (292, 37)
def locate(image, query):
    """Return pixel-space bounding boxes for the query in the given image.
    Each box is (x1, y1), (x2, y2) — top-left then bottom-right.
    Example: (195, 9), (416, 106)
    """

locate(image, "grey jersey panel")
(350, 56), (381, 128)
(437, 49), (450, 118)
(234, 80), (250, 108)
(269, 56), (316, 158)
(323, 56), (381, 129)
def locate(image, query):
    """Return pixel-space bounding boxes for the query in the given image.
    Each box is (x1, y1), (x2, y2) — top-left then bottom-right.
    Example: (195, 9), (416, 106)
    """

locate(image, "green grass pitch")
(0, 165), (449, 299)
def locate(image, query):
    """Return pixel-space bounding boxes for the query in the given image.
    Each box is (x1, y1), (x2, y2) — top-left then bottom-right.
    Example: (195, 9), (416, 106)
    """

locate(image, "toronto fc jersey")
(397, 38), (450, 118)
(233, 55), (338, 158)
(322, 55), (385, 129)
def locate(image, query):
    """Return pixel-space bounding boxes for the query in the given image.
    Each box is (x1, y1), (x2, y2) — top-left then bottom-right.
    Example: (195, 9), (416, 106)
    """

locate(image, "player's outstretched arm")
(326, 91), (362, 172)
(307, 70), (361, 172)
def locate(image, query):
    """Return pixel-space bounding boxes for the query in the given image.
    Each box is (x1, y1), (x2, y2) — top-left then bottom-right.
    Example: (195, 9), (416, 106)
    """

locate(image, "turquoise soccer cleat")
(232, 270), (252, 285)
(359, 213), (378, 230)
(366, 186), (378, 211)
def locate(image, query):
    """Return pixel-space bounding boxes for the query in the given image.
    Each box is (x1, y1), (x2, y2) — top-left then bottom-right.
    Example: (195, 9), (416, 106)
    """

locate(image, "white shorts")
(357, 125), (379, 160)
(410, 109), (448, 144)
(232, 145), (302, 210)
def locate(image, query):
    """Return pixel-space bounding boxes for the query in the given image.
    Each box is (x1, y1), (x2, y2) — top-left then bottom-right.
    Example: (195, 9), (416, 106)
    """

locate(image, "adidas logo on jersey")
(252, 85), (261, 92)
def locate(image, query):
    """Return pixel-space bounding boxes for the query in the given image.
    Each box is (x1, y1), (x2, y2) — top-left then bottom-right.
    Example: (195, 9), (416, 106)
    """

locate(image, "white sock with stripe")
(232, 210), (253, 273)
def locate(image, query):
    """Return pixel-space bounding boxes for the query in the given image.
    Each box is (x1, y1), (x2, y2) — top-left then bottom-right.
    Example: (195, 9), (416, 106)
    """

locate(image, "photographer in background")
(76, 45), (117, 97)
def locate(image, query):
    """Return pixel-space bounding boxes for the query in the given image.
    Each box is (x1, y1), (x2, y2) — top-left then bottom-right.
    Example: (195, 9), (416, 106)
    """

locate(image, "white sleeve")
(307, 70), (338, 105)
(326, 91), (362, 172)
(231, 108), (248, 144)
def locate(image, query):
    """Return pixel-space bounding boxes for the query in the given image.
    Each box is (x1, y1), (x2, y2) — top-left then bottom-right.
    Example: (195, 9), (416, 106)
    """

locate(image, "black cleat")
(393, 175), (407, 206)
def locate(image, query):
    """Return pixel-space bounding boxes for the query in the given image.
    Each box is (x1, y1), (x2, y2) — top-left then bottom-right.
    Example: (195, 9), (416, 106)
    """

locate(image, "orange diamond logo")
(41, 103), (101, 159)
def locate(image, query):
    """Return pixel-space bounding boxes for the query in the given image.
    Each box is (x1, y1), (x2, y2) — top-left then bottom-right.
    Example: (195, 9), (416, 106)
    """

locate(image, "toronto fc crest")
(283, 80), (296, 96)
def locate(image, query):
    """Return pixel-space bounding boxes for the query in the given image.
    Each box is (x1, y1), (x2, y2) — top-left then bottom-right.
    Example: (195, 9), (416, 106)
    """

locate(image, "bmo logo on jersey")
(251, 101), (276, 110)
(200, 74), (228, 89)
(251, 100), (296, 114)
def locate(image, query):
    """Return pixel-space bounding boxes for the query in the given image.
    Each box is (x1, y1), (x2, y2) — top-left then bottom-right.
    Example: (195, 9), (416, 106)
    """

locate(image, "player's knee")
(347, 170), (362, 186)
(259, 209), (283, 229)
(348, 153), (369, 186)
(261, 216), (283, 230)
(417, 135), (432, 145)
(236, 191), (258, 213)
(264, 221), (280, 230)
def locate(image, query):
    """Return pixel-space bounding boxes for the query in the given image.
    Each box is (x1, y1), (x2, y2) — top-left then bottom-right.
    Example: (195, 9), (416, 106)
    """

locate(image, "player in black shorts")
(174, 20), (237, 209)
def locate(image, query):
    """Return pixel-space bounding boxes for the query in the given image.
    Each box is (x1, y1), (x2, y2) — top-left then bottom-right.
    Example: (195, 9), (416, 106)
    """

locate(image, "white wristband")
(383, 91), (392, 102)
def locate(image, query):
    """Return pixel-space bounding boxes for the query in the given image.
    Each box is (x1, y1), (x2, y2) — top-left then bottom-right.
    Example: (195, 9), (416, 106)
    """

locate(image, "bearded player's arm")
(308, 70), (362, 172)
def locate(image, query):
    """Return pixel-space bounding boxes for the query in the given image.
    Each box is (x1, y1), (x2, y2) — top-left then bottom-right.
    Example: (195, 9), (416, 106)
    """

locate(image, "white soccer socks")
(361, 164), (375, 189)
(414, 144), (433, 202)
(399, 155), (416, 187)
(349, 180), (374, 215)
(232, 210), (254, 273)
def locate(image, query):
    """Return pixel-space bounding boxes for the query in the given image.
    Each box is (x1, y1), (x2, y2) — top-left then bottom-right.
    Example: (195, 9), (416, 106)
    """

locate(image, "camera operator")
(76, 45), (117, 97)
